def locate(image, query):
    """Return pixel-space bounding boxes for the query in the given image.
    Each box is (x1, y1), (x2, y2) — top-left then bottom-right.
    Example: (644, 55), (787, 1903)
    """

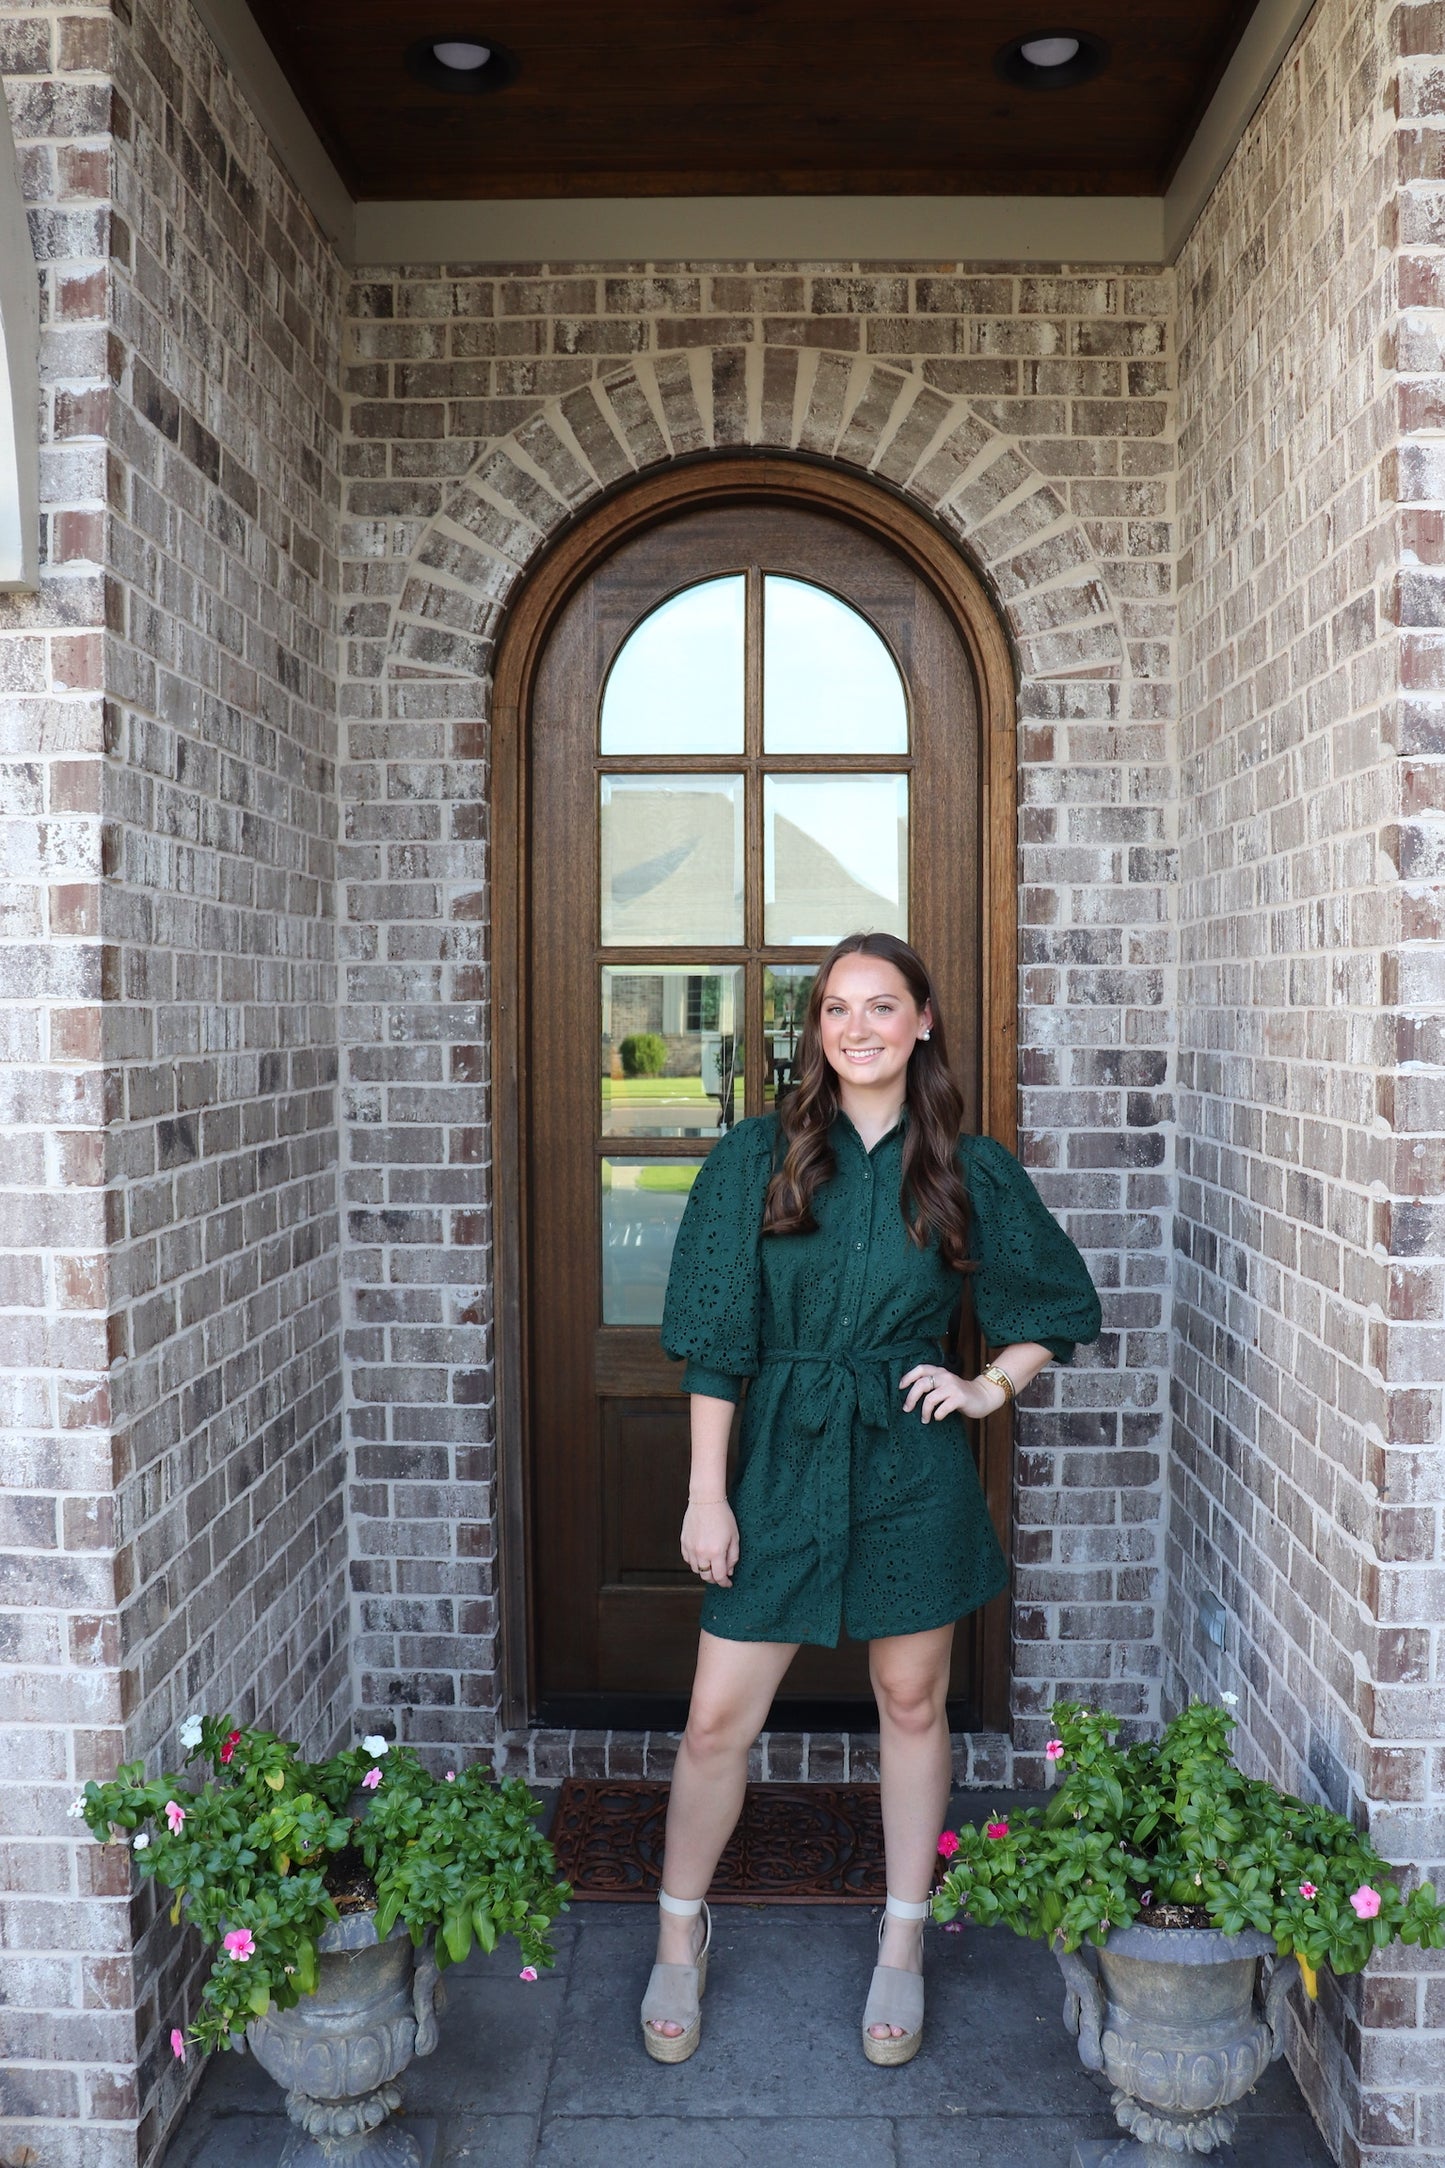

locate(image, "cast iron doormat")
(548, 1778), (885, 1902)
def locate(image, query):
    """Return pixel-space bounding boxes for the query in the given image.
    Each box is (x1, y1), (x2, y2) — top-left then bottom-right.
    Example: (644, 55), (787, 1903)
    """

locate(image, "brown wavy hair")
(761, 933), (972, 1270)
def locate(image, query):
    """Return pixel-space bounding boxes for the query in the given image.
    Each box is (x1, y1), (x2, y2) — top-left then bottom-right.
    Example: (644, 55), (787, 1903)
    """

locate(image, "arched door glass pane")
(599, 574), (745, 753)
(762, 575), (907, 753)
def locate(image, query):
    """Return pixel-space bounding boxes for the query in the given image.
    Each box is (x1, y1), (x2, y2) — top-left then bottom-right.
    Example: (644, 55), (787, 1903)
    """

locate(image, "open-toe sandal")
(641, 1893), (712, 2064)
(862, 1894), (928, 2066)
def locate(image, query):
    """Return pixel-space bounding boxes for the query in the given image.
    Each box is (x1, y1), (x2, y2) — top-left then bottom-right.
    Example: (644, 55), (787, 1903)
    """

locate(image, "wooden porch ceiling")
(242, 1), (1261, 202)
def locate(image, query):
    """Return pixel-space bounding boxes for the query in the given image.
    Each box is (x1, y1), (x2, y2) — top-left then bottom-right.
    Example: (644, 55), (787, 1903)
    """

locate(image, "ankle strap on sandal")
(884, 1895), (932, 1920)
(657, 1890), (706, 1917)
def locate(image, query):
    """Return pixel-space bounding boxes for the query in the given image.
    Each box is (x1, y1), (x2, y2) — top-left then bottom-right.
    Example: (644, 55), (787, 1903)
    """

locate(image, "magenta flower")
(1140, 1890), (1153, 1906)
(519, 1965), (538, 1982)
(170, 2027), (186, 2062)
(1298, 1882), (1317, 1900)
(219, 1729), (242, 1766)
(1350, 1885), (1381, 1920)
(1045, 1739), (1065, 1762)
(937, 1829), (960, 1858)
(164, 1801), (186, 1835)
(223, 1929), (255, 1962)
(985, 1820), (1009, 1841)
(361, 1767), (382, 1791)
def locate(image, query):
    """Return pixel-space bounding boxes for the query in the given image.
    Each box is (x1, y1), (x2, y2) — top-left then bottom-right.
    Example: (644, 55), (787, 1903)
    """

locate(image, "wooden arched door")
(492, 463), (1017, 1732)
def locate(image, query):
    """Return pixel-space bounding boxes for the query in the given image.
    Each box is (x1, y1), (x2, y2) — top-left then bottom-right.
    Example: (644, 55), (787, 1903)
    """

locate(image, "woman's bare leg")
(867, 1622), (955, 2039)
(647, 1630), (799, 2037)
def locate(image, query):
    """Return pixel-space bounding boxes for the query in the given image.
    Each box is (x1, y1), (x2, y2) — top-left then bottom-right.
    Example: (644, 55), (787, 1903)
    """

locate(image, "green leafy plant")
(73, 1716), (569, 2057)
(619, 1031), (668, 1077)
(934, 1701), (1445, 1994)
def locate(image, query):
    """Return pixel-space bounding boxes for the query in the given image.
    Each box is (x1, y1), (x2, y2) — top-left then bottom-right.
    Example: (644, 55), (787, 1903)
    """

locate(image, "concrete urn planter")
(245, 1910), (442, 2167)
(1054, 1923), (1300, 2166)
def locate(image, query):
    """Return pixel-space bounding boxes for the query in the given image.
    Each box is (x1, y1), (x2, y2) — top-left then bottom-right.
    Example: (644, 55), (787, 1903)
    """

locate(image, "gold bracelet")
(980, 1362), (1016, 1405)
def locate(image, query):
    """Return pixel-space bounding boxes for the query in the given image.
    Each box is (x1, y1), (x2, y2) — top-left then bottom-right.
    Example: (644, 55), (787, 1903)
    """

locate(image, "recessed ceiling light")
(432, 39), (490, 69)
(994, 28), (1108, 89)
(1019, 35), (1080, 67)
(404, 33), (518, 95)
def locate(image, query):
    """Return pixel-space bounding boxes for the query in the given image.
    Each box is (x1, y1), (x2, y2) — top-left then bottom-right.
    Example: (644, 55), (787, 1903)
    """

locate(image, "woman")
(641, 932), (1100, 2066)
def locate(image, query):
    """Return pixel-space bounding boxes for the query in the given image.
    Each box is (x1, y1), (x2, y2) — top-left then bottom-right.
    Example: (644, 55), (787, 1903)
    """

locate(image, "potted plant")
(73, 1716), (568, 2167)
(934, 1701), (1445, 2164)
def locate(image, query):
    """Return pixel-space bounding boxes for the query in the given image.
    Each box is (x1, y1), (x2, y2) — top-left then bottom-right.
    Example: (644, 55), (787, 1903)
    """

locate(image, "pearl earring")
(920, 1029), (932, 1041)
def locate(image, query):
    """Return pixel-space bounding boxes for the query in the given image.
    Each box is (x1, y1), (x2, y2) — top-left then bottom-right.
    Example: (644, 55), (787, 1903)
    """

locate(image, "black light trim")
(404, 33), (518, 95)
(993, 29), (1109, 90)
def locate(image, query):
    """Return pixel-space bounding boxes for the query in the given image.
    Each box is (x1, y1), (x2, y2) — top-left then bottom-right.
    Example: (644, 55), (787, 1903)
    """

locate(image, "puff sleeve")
(960, 1134), (1101, 1364)
(660, 1117), (775, 1402)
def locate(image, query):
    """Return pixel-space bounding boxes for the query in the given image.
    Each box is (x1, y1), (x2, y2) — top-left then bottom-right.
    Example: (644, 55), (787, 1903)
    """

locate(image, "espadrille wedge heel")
(862, 1894), (929, 2066)
(640, 1892), (712, 2064)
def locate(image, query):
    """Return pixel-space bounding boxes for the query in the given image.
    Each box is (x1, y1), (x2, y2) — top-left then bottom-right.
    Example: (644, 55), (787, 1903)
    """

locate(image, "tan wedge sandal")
(641, 1891), (712, 2064)
(862, 1894), (929, 2066)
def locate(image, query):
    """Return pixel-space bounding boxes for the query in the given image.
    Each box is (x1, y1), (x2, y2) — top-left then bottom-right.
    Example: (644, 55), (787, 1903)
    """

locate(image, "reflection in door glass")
(600, 576), (745, 754)
(601, 1159), (703, 1325)
(602, 967), (743, 1136)
(763, 577), (908, 754)
(764, 773), (908, 946)
(763, 966), (817, 1111)
(601, 775), (744, 945)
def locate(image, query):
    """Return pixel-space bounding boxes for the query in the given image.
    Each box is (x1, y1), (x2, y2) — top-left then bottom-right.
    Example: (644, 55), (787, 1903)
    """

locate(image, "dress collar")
(832, 1101), (910, 1155)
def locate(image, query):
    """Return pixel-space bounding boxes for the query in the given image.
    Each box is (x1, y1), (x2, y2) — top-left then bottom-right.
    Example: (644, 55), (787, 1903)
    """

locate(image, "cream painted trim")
(184, 0), (1315, 268)
(188, 0), (355, 252)
(1163, 0), (1320, 255)
(354, 194), (1165, 267)
(0, 84), (39, 591)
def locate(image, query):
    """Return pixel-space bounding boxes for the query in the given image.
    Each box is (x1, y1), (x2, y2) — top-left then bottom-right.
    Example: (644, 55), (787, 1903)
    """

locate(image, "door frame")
(490, 454), (1020, 1732)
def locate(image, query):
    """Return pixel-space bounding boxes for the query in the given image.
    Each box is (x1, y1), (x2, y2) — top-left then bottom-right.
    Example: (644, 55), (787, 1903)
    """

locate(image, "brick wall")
(1174, 0), (1445, 2159)
(336, 272), (1180, 1780)
(0, 2), (346, 2162)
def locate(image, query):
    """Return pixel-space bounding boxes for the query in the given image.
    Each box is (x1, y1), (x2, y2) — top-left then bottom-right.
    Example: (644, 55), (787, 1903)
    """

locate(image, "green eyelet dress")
(660, 1113), (1101, 1648)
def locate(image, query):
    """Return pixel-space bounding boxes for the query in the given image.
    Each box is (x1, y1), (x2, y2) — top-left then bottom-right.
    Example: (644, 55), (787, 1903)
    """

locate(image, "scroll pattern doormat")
(548, 1778), (885, 1902)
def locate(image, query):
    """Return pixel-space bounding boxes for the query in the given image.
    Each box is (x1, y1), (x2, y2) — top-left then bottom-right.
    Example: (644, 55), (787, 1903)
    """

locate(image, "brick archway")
(382, 348), (1127, 687)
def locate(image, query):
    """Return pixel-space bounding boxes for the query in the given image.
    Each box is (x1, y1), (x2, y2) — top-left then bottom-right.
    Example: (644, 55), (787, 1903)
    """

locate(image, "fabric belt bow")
(759, 1341), (939, 1583)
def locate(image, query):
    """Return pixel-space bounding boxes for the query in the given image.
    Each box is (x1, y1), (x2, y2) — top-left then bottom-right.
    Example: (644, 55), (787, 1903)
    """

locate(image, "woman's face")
(818, 953), (932, 1100)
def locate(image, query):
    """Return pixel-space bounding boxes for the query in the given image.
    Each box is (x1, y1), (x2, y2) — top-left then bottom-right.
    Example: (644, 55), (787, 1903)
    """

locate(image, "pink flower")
(1298, 1882), (1317, 1901)
(223, 1929), (255, 1962)
(943, 1921), (964, 1933)
(1045, 1739), (1065, 1761)
(1350, 1884), (1381, 1920)
(361, 1768), (382, 1791)
(985, 1820), (1009, 1841)
(519, 1965), (538, 1982)
(1140, 1890), (1153, 1906)
(936, 1829), (960, 1858)
(170, 2028), (186, 2062)
(445, 1770), (456, 1782)
(164, 1801), (186, 1835)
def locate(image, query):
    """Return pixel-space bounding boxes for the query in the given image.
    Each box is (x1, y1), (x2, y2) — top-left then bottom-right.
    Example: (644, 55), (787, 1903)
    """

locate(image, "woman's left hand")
(900, 1364), (1007, 1423)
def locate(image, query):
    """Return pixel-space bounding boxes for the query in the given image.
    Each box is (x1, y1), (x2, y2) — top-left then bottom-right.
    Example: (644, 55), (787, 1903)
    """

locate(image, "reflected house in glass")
(600, 775), (745, 946)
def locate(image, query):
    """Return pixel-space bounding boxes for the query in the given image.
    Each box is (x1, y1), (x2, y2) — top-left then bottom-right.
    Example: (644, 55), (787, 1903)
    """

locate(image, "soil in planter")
(1140, 1902), (1213, 1929)
(324, 1847), (379, 1916)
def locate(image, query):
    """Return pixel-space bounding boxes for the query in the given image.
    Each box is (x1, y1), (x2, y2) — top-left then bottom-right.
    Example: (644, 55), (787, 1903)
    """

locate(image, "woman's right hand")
(681, 1499), (739, 1589)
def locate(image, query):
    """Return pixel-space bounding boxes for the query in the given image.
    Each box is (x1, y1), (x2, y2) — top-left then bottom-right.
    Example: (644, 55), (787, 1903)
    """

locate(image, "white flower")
(179, 1715), (204, 1750)
(1220, 1691), (1238, 1706)
(360, 1735), (390, 1759)
(133, 1832), (150, 1850)
(67, 1796), (86, 1819)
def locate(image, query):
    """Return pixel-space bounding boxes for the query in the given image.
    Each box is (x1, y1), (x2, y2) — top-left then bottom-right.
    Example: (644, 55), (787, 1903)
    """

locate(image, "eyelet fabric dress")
(660, 1112), (1101, 1647)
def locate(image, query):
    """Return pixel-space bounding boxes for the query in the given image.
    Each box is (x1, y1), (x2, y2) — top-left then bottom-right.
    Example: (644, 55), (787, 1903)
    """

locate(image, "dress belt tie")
(758, 1343), (941, 1582)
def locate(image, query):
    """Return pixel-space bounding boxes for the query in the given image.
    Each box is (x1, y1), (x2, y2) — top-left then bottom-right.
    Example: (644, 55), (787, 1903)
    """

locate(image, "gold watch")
(980, 1362), (1016, 1405)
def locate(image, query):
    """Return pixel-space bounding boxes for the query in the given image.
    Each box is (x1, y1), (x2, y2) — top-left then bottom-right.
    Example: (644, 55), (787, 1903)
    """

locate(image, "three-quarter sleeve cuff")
(681, 1359), (743, 1403)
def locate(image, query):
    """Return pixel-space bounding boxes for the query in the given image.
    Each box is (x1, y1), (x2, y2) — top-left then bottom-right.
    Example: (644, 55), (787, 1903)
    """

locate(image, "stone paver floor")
(163, 1792), (1337, 2168)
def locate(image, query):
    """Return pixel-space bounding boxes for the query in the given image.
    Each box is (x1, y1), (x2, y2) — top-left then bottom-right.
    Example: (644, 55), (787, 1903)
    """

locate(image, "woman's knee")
(682, 1696), (758, 1762)
(872, 1668), (948, 1735)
